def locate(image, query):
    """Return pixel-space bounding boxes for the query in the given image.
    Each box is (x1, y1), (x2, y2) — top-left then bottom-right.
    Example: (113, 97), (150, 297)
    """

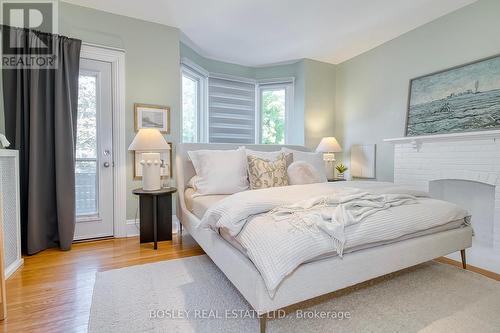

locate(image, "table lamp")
(128, 128), (171, 191)
(316, 137), (342, 180)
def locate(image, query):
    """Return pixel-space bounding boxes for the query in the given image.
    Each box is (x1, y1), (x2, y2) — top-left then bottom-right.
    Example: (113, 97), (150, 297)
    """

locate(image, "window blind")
(208, 77), (256, 144)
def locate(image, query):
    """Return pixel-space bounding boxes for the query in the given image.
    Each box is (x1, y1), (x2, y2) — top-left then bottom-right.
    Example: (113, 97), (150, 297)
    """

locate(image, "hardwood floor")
(0, 235), (203, 333)
(0, 236), (497, 333)
(435, 256), (500, 281)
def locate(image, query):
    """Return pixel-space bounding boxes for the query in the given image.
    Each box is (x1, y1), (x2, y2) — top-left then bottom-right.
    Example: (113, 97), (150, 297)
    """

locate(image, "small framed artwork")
(134, 103), (170, 134)
(133, 142), (173, 180)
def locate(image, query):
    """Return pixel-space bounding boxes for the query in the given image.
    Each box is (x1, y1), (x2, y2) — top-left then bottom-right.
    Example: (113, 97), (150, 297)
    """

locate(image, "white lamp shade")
(128, 128), (171, 151)
(316, 137), (342, 153)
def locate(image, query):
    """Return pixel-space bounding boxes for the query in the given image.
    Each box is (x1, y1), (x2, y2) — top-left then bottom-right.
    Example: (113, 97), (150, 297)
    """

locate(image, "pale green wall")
(181, 42), (303, 80)
(180, 43), (255, 78)
(303, 59), (336, 149)
(59, 2), (181, 220)
(254, 62), (298, 80)
(335, 0), (500, 181)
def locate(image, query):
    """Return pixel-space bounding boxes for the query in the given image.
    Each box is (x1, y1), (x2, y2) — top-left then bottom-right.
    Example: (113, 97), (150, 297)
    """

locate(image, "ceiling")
(63, 0), (477, 66)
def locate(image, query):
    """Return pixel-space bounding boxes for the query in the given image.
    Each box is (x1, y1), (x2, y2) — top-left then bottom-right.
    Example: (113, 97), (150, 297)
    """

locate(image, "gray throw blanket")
(269, 191), (417, 256)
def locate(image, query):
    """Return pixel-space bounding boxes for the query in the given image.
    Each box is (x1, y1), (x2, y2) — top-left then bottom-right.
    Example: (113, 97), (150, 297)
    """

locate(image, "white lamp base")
(140, 152), (162, 191)
(323, 153), (336, 181)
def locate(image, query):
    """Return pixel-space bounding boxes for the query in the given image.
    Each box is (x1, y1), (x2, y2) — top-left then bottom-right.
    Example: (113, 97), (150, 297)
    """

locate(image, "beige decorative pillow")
(247, 153), (288, 190)
(242, 147), (294, 167)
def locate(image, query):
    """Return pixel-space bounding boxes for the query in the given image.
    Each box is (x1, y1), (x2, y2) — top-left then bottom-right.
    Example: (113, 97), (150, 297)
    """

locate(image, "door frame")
(80, 43), (127, 238)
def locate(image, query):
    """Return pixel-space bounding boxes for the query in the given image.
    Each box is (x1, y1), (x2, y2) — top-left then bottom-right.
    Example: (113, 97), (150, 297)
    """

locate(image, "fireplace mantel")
(384, 129), (500, 144)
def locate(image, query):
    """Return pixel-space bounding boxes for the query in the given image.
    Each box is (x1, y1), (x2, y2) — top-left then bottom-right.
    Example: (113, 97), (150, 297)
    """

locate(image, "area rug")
(88, 255), (500, 332)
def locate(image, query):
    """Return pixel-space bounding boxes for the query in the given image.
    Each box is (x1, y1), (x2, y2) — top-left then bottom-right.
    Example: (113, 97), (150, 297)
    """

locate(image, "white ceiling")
(63, 0), (477, 66)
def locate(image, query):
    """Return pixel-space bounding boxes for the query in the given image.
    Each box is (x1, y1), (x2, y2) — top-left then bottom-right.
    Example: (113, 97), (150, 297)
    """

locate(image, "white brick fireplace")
(385, 130), (500, 273)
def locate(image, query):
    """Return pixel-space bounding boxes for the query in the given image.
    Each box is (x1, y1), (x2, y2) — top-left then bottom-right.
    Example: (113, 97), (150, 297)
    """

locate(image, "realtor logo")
(1, 0), (59, 68)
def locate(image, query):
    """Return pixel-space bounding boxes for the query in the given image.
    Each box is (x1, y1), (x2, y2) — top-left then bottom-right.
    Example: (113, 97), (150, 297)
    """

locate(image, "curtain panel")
(2, 25), (82, 254)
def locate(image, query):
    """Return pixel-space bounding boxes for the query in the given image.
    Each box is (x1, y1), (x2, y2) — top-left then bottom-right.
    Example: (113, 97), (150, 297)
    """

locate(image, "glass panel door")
(74, 58), (114, 240)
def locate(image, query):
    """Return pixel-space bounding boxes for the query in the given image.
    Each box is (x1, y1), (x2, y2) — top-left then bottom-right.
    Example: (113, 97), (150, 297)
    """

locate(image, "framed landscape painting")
(405, 54), (500, 136)
(134, 103), (170, 134)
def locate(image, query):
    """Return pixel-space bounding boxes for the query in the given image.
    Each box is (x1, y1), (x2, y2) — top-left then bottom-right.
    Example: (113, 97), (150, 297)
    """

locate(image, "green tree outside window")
(261, 89), (286, 144)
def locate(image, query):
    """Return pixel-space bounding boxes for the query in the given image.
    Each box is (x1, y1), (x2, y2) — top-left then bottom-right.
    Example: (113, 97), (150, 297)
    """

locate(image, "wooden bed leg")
(460, 249), (467, 269)
(258, 315), (266, 333)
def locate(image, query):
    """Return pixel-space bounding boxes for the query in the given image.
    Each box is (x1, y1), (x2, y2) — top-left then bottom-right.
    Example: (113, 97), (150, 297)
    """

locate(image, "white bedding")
(184, 187), (227, 218)
(184, 186), (464, 263)
(199, 181), (470, 295)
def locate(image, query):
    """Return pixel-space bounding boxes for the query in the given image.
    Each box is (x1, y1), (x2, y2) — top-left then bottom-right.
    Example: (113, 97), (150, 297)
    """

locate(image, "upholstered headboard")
(175, 143), (310, 220)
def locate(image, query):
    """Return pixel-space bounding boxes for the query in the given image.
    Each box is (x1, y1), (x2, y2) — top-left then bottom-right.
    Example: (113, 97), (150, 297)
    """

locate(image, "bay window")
(181, 60), (294, 144)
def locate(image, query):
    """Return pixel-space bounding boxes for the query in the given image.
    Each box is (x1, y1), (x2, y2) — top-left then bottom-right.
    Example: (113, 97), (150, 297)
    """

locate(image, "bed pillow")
(281, 148), (327, 182)
(240, 147), (282, 160)
(287, 161), (323, 185)
(240, 147), (294, 166)
(187, 149), (249, 196)
(247, 153), (288, 190)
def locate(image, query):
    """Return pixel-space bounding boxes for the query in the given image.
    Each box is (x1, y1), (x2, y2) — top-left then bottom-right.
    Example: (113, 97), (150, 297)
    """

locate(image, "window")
(259, 82), (293, 144)
(181, 59), (294, 144)
(181, 64), (206, 143)
(208, 76), (256, 144)
(182, 74), (198, 142)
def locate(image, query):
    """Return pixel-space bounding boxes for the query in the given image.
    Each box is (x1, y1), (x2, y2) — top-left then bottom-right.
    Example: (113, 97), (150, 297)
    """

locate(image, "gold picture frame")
(133, 142), (173, 180)
(134, 103), (170, 134)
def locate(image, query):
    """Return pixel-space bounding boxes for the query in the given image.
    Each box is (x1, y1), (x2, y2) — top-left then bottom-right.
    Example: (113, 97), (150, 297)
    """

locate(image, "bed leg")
(258, 315), (266, 333)
(460, 249), (467, 269)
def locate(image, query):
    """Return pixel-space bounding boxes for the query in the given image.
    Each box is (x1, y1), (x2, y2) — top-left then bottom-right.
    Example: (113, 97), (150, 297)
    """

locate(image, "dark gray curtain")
(2, 26), (82, 254)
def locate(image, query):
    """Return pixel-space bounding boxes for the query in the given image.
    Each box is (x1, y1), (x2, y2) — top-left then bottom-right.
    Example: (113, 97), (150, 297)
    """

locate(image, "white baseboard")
(5, 258), (24, 279)
(126, 215), (180, 238)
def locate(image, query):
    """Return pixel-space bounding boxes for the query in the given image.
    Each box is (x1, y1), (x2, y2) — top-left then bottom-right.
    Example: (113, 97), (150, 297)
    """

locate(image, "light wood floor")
(1, 236), (497, 333)
(1, 235), (203, 333)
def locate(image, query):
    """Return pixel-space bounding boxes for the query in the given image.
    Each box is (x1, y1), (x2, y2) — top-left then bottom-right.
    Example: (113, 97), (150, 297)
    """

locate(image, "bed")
(175, 143), (473, 332)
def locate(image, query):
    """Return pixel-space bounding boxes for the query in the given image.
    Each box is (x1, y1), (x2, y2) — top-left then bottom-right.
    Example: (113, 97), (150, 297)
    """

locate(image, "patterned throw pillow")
(247, 153), (289, 190)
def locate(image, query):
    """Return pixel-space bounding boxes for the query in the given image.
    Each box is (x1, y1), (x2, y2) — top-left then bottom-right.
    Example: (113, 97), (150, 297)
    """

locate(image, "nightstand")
(328, 178), (346, 182)
(132, 187), (177, 250)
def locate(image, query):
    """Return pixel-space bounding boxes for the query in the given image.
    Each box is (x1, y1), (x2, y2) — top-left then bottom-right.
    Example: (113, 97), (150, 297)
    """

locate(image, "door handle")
(103, 162), (110, 168)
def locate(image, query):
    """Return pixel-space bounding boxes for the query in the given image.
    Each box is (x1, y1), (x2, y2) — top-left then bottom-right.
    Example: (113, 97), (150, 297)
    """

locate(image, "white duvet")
(199, 181), (469, 295)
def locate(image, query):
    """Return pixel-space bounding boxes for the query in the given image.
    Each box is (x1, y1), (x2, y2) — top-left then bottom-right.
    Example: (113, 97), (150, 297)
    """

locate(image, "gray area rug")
(89, 255), (500, 333)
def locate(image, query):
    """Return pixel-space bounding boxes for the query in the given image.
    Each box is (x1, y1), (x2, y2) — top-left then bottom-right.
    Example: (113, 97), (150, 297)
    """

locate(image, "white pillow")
(282, 148), (327, 182)
(287, 161), (323, 185)
(239, 147), (282, 161)
(188, 149), (249, 196)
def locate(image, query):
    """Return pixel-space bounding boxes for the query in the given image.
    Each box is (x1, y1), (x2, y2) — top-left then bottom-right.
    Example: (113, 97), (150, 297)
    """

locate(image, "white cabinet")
(0, 150), (23, 278)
